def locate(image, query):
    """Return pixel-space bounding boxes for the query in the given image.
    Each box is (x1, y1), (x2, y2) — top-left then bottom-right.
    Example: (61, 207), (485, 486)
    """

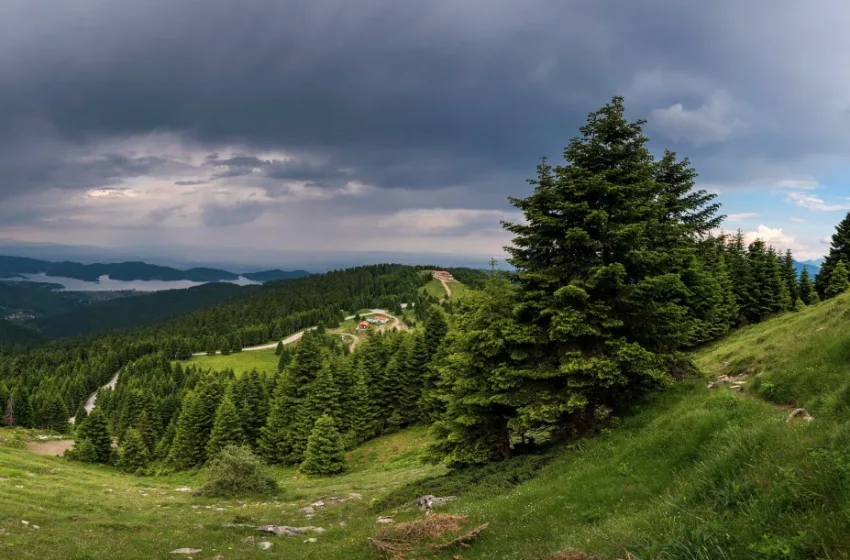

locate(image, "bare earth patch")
(27, 439), (74, 456)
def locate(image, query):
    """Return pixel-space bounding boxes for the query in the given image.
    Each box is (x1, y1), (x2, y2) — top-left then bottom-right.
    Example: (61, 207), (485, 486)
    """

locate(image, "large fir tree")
(117, 427), (150, 475)
(825, 258), (850, 299)
(798, 268), (818, 305)
(816, 211), (850, 297)
(206, 394), (245, 458)
(433, 97), (723, 465)
(299, 414), (346, 475)
(74, 408), (113, 464)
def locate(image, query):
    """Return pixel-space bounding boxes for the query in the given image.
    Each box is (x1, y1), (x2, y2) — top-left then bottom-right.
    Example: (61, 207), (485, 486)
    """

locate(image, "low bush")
(197, 444), (279, 497)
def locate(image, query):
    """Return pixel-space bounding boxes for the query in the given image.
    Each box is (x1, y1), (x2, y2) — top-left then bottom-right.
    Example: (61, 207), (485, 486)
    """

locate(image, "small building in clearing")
(432, 270), (452, 279)
(357, 320), (370, 330)
(367, 316), (389, 325)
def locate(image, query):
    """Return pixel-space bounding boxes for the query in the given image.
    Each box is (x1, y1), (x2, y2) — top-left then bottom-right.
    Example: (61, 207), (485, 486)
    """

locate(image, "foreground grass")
(0, 427), (443, 560)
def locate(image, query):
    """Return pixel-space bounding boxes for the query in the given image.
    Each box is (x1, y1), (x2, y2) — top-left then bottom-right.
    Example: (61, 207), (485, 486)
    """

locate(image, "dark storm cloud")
(0, 0), (847, 209)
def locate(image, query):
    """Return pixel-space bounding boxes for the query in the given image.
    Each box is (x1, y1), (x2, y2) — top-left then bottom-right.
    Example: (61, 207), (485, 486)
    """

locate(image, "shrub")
(197, 445), (278, 497)
(66, 438), (98, 462)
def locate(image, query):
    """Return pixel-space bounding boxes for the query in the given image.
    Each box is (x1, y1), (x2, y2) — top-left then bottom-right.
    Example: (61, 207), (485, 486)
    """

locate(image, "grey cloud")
(147, 205), (185, 224)
(199, 200), (267, 227)
(174, 179), (208, 186)
(1, 0), (849, 219)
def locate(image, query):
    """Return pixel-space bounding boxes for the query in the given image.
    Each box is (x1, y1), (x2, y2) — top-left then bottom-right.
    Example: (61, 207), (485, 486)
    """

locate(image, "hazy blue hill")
(242, 269), (310, 282)
(793, 260), (820, 277)
(0, 256), (306, 283)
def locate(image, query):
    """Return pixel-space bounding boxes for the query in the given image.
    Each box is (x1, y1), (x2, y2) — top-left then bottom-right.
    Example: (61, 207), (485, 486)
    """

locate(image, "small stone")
(21, 520), (29, 526)
(214, 508), (226, 512)
(339, 521), (347, 527)
(377, 516), (395, 524)
(244, 536), (257, 544)
(730, 385), (743, 392)
(414, 495), (457, 510)
(348, 492), (362, 500)
(259, 542), (272, 550)
(304, 538), (317, 543)
(15, 485), (23, 489)
(786, 408), (814, 422)
(311, 501), (325, 508)
(175, 487), (193, 493)
(32, 525), (40, 530)
(299, 506), (314, 515)
(170, 548), (202, 554)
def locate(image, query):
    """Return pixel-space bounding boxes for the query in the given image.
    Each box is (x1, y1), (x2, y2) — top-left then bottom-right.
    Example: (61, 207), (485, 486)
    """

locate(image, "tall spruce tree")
(816, 211), (850, 297)
(279, 332), (325, 462)
(168, 391), (215, 469)
(798, 268), (818, 305)
(825, 258), (850, 299)
(74, 408), (113, 464)
(117, 427), (150, 475)
(206, 394), (245, 458)
(781, 249), (798, 303)
(426, 278), (533, 465)
(432, 97), (722, 465)
(74, 400), (88, 426)
(299, 414), (346, 475)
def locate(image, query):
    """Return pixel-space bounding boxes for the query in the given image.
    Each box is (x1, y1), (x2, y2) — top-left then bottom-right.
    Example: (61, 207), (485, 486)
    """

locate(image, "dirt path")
(339, 333), (360, 352)
(27, 439), (74, 456)
(439, 277), (452, 297)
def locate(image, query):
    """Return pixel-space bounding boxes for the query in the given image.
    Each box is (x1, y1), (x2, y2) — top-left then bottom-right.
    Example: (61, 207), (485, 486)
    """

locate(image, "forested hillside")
(33, 282), (251, 340)
(0, 264), (439, 432)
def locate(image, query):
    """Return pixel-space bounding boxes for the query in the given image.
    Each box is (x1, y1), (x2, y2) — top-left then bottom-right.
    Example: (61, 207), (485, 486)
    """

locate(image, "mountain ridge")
(0, 256), (310, 284)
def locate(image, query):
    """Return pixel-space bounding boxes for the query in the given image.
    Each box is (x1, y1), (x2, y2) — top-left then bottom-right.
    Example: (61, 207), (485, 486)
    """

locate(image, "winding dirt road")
(191, 309), (405, 356)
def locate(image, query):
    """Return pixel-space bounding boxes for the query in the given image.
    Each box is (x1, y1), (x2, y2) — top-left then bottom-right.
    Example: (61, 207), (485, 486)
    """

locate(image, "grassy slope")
(184, 348), (281, 376)
(6, 295), (850, 558)
(439, 295), (850, 559)
(0, 426), (442, 560)
(421, 271), (472, 300)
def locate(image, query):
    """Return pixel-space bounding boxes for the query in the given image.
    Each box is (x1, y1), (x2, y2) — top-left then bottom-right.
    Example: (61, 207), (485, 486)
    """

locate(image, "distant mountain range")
(0, 256), (309, 284)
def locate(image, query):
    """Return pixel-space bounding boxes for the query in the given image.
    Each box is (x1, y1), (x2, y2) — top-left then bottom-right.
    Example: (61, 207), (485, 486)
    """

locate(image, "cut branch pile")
(368, 514), (488, 559)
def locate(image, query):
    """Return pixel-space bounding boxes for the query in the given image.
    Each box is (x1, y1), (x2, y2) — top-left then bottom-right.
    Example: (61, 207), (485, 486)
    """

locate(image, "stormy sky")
(2, 0), (850, 267)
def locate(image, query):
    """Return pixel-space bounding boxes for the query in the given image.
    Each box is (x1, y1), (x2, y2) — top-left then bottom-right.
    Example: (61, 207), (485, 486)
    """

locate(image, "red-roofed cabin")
(373, 316), (389, 324)
(432, 270), (452, 278)
(357, 320), (370, 330)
